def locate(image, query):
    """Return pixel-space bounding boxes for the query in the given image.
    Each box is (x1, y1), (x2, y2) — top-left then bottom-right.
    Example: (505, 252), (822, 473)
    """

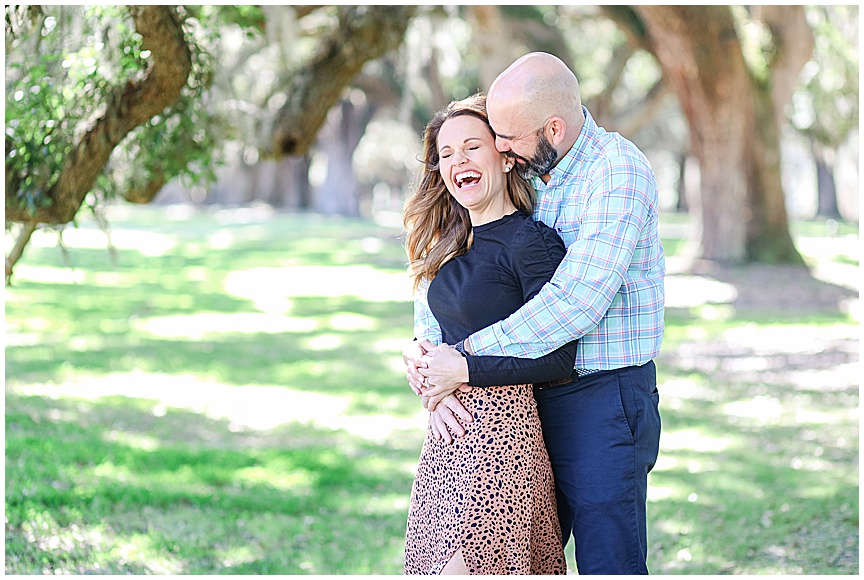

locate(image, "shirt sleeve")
(465, 342), (577, 386)
(469, 155), (654, 359)
(413, 276), (442, 346)
(465, 219), (577, 385)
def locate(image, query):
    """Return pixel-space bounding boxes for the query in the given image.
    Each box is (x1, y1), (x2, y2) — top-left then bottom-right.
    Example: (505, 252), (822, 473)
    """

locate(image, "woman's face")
(437, 115), (512, 219)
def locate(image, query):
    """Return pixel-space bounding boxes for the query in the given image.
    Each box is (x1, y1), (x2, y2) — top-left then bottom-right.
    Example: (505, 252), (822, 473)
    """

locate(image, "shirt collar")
(538, 106), (596, 189)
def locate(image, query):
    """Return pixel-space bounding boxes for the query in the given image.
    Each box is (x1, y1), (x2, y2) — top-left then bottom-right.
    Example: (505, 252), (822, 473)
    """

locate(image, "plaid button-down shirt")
(415, 107), (665, 371)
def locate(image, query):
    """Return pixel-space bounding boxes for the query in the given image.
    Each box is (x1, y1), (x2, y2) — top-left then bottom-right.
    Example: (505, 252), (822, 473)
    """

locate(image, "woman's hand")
(418, 344), (470, 411)
(403, 338), (435, 396)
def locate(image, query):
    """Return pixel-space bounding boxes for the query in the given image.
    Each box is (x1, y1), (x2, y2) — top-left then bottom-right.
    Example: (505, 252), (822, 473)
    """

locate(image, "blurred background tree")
(5, 5), (859, 281)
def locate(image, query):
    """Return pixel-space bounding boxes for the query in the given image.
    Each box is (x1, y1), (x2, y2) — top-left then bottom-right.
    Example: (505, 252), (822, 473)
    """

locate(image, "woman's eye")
(468, 146), (480, 151)
(440, 153), (451, 159)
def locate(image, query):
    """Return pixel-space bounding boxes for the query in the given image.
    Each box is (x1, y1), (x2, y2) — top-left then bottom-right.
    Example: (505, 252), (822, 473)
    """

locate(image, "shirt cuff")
(468, 324), (506, 357)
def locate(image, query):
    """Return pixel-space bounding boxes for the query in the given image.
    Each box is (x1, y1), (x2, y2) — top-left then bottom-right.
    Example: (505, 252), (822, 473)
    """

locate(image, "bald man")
(407, 52), (665, 574)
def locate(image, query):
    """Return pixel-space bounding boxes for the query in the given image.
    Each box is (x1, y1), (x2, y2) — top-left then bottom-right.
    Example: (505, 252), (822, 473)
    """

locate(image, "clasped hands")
(403, 339), (473, 443)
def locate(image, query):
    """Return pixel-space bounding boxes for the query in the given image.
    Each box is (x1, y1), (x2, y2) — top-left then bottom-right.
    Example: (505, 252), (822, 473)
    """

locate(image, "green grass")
(5, 206), (859, 574)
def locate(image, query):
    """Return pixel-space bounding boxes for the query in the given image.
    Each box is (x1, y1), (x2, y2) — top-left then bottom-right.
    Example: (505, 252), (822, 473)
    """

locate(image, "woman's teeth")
(455, 171), (481, 188)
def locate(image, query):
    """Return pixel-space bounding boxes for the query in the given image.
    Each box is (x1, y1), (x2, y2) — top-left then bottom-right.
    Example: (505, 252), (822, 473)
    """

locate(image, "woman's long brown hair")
(403, 93), (535, 292)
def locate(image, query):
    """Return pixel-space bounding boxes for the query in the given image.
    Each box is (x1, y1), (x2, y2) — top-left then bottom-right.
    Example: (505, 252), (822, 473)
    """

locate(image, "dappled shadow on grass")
(647, 431), (858, 573)
(5, 393), (422, 574)
(7, 209), (860, 574)
(682, 261), (857, 317)
(645, 320), (859, 574)
(17, 210), (409, 275)
(647, 427), (858, 574)
(8, 322), (407, 384)
(7, 288), (416, 412)
(6, 332), (419, 419)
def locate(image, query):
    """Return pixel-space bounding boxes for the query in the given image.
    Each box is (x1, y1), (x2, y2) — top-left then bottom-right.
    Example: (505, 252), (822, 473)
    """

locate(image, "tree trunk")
(745, 85), (802, 262)
(812, 142), (842, 219)
(5, 5), (192, 224)
(121, 171), (167, 204)
(634, 6), (751, 262)
(270, 5), (415, 157)
(295, 155), (313, 210)
(5, 221), (37, 284)
(675, 152), (689, 213)
(265, 157), (289, 208)
(313, 98), (376, 216)
(608, 6), (808, 264)
(241, 154), (261, 205)
(745, 6), (813, 262)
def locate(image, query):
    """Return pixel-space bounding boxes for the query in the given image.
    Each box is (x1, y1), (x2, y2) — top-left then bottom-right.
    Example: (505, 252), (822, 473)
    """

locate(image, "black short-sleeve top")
(428, 211), (577, 387)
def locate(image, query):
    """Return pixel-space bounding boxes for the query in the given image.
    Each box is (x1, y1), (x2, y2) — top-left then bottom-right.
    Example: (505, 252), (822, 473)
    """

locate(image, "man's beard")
(511, 132), (558, 180)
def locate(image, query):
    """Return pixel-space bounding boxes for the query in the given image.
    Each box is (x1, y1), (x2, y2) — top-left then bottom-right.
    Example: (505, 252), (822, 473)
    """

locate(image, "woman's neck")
(469, 199), (518, 226)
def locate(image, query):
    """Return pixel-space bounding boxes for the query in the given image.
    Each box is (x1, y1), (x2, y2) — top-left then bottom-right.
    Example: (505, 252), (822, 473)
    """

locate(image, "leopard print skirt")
(404, 384), (566, 574)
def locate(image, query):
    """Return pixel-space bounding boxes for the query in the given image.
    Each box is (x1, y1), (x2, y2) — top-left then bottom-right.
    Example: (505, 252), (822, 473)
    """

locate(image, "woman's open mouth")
(454, 170), (482, 189)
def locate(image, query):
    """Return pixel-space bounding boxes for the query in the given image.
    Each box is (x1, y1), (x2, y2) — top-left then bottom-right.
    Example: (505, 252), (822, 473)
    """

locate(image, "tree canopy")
(5, 5), (859, 280)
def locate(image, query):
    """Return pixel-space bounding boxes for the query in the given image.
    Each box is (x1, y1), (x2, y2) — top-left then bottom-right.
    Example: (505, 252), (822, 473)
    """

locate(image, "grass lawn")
(5, 204), (859, 574)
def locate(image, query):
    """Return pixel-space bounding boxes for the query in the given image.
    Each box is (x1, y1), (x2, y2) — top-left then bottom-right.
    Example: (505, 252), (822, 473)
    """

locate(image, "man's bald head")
(486, 52), (584, 180)
(488, 52), (582, 130)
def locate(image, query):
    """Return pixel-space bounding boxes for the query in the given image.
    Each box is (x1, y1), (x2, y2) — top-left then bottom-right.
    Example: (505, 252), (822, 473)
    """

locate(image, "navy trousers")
(533, 361), (661, 575)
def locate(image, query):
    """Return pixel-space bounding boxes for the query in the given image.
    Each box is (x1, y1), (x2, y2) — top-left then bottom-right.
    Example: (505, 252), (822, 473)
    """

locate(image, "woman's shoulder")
(512, 213), (563, 244)
(510, 213), (566, 263)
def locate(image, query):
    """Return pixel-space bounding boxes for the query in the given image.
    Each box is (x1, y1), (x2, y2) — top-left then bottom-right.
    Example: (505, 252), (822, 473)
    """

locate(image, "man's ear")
(546, 116), (567, 146)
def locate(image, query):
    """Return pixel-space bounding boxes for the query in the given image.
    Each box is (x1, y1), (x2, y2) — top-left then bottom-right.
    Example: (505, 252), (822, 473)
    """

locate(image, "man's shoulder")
(558, 136), (652, 191)
(548, 110), (654, 193)
(585, 128), (650, 169)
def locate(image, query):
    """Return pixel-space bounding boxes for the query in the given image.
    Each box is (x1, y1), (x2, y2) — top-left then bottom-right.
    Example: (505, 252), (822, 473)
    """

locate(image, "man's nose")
(495, 136), (511, 152)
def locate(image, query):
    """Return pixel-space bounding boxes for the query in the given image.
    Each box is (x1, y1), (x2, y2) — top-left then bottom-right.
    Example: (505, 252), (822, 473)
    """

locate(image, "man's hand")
(418, 344), (470, 410)
(403, 339), (435, 396)
(426, 392), (473, 444)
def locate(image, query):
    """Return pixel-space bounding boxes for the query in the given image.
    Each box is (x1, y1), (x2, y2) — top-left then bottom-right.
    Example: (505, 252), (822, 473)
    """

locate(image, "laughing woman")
(402, 94), (574, 575)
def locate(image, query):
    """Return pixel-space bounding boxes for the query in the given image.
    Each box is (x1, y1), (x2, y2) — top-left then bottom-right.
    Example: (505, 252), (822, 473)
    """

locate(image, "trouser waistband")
(534, 367), (609, 389)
